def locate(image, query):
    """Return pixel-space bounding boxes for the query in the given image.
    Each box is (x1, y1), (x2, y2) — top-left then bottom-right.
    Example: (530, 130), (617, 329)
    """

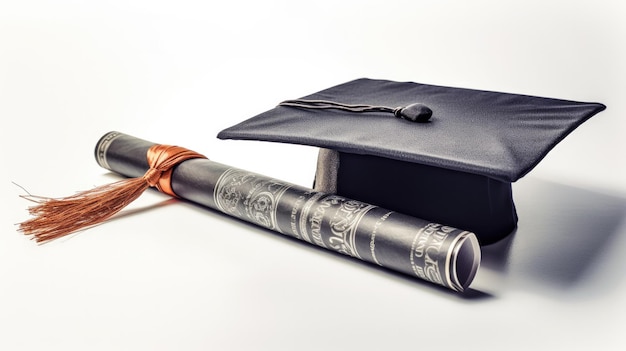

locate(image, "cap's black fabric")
(333, 152), (517, 244)
(217, 78), (605, 243)
(219, 78), (605, 183)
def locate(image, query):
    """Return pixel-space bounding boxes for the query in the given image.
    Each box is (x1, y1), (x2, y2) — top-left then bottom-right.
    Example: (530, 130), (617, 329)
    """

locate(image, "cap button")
(394, 103), (432, 123)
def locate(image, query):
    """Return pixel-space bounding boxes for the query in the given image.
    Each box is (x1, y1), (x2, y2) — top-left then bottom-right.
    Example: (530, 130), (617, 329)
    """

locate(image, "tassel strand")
(18, 144), (206, 244)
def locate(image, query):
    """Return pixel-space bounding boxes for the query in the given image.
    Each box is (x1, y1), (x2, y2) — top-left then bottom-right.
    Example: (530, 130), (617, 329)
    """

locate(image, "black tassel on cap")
(279, 99), (433, 123)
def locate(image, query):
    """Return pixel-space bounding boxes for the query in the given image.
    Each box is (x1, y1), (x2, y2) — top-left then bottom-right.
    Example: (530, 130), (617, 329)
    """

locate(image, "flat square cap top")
(218, 78), (605, 182)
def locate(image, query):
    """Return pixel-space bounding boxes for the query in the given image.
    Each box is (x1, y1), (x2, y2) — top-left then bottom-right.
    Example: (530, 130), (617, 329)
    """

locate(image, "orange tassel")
(18, 144), (206, 244)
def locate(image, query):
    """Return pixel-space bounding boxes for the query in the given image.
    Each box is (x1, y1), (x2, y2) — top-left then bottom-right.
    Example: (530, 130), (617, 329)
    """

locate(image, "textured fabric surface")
(334, 152), (517, 244)
(218, 78), (605, 183)
(218, 78), (605, 243)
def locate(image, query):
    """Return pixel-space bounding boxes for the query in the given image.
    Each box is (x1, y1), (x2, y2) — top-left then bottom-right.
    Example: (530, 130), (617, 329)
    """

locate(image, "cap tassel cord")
(18, 144), (206, 244)
(278, 99), (433, 123)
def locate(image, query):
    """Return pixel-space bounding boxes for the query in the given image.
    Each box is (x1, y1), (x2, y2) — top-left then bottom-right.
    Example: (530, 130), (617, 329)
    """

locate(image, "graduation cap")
(217, 78), (605, 244)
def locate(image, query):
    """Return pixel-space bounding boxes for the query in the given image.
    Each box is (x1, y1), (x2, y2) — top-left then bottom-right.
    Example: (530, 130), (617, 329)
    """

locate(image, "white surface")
(1, 1), (625, 350)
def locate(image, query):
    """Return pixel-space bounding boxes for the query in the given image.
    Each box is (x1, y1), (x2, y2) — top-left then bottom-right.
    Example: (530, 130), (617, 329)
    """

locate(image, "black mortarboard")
(217, 78), (605, 244)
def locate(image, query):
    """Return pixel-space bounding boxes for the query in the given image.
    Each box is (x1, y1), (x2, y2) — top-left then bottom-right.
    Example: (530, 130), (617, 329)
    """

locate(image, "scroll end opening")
(451, 233), (481, 292)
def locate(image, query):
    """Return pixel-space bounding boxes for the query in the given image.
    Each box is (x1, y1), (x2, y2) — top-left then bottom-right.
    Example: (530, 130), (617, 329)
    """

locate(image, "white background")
(1, 1), (625, 350)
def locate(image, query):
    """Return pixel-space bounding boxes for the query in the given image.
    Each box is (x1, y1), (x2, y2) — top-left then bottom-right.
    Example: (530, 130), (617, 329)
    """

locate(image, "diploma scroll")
(96, 132), (480, 292)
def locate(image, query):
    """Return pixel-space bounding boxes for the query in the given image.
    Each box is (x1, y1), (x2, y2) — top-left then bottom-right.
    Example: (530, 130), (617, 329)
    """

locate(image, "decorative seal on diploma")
(18, 131), (481, 292)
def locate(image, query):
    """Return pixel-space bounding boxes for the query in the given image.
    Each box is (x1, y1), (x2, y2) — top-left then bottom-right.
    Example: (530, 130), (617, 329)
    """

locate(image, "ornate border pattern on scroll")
(214, 168), (291, 233)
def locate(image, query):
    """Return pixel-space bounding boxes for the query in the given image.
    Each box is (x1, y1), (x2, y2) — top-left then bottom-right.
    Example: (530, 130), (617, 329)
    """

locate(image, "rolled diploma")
(95, 131), (480, 292)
